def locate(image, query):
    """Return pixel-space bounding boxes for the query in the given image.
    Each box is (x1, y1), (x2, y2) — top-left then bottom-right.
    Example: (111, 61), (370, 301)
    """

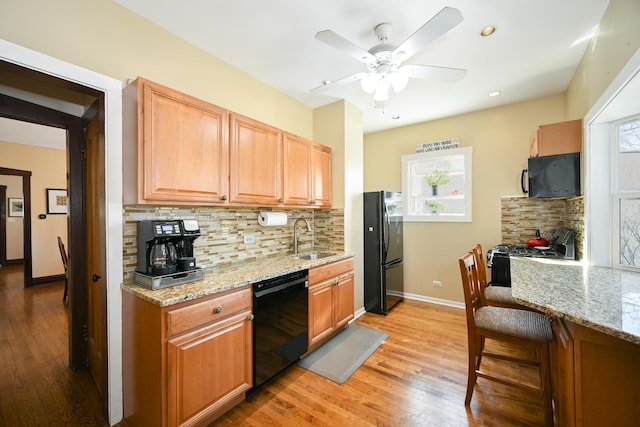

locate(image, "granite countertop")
(121, 251), (354, 307)
(509, 256), (640, 345)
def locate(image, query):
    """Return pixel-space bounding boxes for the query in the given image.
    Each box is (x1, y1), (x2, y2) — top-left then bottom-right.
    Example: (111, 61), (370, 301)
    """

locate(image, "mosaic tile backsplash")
(501, 196), (584, 260)
(123, 206), (344, 275)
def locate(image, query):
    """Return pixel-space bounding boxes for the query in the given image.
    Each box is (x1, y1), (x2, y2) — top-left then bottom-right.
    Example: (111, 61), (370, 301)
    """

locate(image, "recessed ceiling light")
(489, 91), (501, 97)
(321, 79), (332, 85)
(392, 115), (400, 120)
(480, 26), (496, 37)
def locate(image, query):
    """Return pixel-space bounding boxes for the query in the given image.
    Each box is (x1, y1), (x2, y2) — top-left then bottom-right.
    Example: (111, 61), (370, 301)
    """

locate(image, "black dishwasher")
(252, 269), (309, 390)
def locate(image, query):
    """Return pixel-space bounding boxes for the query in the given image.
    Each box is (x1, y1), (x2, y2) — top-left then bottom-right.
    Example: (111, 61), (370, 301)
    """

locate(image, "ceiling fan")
(311, 7), (467, 105)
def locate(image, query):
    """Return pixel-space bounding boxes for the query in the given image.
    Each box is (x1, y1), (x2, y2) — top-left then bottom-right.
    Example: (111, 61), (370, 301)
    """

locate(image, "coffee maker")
(136, 220), (183, 276)
(135, 220), (203, 290)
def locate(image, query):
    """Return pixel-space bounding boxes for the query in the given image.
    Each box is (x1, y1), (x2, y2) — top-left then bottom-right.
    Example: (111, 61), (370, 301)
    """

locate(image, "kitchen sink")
(296, 252), (334, 260)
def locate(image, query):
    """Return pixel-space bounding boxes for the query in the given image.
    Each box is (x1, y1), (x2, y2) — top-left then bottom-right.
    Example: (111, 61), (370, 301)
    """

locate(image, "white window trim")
(585, 47), (640, 268)
(401, 146), (472, 222)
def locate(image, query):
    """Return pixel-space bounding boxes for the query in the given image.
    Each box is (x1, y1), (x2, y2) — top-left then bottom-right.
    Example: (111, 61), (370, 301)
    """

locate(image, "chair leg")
(63, 278), (68, 303)
(465, 336), (478, 405)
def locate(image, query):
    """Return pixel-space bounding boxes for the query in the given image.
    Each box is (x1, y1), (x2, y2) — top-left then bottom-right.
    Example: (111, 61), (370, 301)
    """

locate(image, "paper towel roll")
(258, 211), (288, 226)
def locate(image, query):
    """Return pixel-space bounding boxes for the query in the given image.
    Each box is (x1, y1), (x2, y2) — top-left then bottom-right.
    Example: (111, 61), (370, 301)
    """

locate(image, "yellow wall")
(0, 141), (67, 277)
(0, 174), (23, 260)
(567, 0), (640, 119)
(0, 0), (313, 139)
(364, 95), (567, 302)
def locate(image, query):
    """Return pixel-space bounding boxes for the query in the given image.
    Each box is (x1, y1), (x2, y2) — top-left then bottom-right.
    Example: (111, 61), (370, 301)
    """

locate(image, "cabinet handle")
(213, 306), (222, 314)
(309, 200), (315, 205)
(247, 314), (254, 321)
(220, 195), (227, 201)
(277, 198), (283, 203)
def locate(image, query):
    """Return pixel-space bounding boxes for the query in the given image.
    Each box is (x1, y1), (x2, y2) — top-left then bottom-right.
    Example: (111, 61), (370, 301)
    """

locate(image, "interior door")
(85, 110), (107, 398)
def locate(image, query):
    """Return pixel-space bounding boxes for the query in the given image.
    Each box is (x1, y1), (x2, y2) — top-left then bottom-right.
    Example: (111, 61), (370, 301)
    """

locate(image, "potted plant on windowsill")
(425, 169), (450, 195)
(425, 200), (445, 214)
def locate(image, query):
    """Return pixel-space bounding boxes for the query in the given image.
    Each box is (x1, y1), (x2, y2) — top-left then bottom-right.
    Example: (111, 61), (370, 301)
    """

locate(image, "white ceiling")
(114, 0), (610, 133)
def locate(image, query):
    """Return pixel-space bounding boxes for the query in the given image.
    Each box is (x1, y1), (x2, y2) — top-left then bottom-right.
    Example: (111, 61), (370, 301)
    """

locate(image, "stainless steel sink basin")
(296, 252), (334, 260)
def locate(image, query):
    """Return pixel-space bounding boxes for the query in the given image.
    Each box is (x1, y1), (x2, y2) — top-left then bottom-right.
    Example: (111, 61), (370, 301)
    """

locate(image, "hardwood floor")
(215, 299), (547, 426)
(0, 264), (107, 426)
(1, 263), (546, 426)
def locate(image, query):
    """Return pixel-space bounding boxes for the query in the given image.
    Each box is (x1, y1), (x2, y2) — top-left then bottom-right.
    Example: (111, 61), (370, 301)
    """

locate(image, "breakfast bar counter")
(510, 256), (640, 425)
(509, 256), (640, 345)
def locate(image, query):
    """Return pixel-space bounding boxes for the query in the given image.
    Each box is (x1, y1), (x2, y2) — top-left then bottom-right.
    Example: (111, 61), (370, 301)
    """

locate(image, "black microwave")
(521, 152), (581, 198)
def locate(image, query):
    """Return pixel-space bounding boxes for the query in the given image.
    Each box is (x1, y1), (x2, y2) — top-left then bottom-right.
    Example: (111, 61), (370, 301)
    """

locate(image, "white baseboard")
(352, 293), (463, 323)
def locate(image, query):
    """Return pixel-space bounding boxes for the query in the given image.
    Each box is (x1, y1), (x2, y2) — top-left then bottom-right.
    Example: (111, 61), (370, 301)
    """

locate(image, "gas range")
(489, 244), (573, 260)
(487, 227), (577, 287)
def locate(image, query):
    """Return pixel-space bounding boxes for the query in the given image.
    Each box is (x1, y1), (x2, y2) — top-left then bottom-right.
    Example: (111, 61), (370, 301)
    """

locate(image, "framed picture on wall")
(8, 198), (24, 217)
(46, 188), (68, 214)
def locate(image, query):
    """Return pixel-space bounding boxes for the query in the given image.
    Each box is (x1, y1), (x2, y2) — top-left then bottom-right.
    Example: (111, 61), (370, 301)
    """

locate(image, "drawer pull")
(247, 314), (254, 321)
(213, 306), (223, 314)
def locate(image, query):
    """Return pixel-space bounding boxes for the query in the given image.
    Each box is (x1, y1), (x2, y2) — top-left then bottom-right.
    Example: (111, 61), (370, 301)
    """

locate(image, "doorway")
(1, 40), (123, 424)
(0, 63), (107, 413)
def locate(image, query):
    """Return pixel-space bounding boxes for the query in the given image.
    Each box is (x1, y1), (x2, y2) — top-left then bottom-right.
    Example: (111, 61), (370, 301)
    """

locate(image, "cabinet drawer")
(166, 287), (251, 337)
(309, 257), (354, 285)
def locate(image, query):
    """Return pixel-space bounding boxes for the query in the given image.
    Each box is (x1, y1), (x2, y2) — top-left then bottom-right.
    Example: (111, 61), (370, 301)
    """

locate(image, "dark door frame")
(0, 167), (32, 275)
(0, 184), (6, 265)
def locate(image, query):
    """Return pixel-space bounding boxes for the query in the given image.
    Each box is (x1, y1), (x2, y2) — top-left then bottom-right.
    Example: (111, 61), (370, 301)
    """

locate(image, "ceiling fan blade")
(310, 72), (368, 94)
(315, 30), (376, 64)
(401, 64), (467, 83)
(393, 7), (463, 62)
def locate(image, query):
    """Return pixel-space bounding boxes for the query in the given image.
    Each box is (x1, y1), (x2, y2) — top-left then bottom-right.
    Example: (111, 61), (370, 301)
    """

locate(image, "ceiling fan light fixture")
(361, 73), (380, 93)
(373, 78), (390, 101)
(389, 70), (409, 93)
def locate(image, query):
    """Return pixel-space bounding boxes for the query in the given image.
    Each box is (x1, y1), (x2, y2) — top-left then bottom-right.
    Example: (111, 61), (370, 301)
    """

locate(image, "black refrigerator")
(364, 191), (404, 315)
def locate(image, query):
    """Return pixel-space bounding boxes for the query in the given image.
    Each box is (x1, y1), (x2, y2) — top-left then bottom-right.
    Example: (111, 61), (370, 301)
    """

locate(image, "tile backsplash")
(501, 196), (584, 259)
(123, 206), (344, 275)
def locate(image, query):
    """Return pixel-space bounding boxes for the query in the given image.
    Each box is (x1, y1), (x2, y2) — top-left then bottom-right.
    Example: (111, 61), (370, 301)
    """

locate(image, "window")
(613, 117), (640, 269)
(401, 146), (472, 222)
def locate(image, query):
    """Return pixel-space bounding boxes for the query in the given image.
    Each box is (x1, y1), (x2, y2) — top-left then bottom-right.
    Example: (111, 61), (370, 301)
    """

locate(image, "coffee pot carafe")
(149, 240), (178, 275)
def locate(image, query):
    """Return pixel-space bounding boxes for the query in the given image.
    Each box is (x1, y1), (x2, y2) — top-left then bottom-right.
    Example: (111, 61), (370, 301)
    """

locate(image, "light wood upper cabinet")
(123, 77), (229, 205)
(311, 143), (332, 208)
(124, 77), (332, 208)
(283, 133), (332, 207)
(229, 113), (283, 205)
(282, 133), (312, 206)
(530, 119), (582, 157)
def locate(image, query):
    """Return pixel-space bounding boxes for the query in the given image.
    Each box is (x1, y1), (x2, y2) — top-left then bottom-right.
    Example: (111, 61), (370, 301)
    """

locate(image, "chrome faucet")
(293, 218), (312, 256)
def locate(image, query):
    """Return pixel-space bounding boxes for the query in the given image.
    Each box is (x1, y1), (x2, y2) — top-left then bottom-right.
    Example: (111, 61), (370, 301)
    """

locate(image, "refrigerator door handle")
(383, 258), (403, 268)
(383, 206), (390, 263)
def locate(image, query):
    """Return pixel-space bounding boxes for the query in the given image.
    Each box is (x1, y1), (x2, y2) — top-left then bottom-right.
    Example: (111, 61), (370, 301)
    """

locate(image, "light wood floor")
(1, 264), (545, 426)
(215, 299), (547, 426)
(0, 264), (108, 426)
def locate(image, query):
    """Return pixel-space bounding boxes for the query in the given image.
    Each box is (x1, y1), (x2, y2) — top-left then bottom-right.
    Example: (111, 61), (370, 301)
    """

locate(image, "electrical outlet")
(243, 235), (255, 244)
(432, 280), (442, 287)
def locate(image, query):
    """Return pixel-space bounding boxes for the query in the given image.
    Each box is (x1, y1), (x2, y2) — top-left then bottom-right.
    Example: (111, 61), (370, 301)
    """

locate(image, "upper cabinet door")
(229, 114), (283, 205)
(311, 143), (332, 208)
(141, 80), (229, 204)
(282, 133), (312, 206)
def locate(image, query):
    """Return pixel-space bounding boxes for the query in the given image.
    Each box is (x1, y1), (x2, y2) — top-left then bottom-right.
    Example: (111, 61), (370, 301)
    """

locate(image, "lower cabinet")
(308, 257), (354, 352)
(551, 318), (640, 426)
(123, 286), (253, 427)
(551, 318), (575, 427)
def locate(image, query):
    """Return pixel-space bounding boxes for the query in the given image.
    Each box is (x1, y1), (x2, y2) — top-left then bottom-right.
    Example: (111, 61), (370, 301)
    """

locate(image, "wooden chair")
(472, 243), (526, 309)
(57, 236), (69, 303)
(458, 252), (553, 426)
